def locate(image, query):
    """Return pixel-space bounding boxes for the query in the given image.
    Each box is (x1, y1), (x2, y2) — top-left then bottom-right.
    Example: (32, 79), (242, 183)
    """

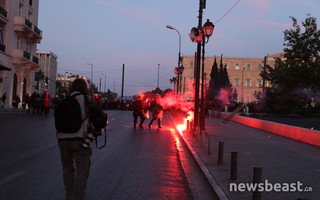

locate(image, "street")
(0, 110), (217, 200)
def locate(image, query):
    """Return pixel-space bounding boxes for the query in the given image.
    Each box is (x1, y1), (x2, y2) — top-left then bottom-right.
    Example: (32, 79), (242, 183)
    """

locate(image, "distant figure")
(31, 91), (41, 115)
(216, 99), (222, 118)
(40, 90), (51, 116)
(25, 93), (31, 113)
(148, 94), (163, 129)
(52, 95), (61, 110)
(132, 95), (145, 129)
(16, 95), (21, 108)
(1, 93), (6, 108)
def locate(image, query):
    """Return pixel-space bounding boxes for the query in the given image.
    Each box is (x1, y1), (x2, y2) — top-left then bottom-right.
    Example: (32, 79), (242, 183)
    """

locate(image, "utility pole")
(157, 64), (160, 89)
(194, 0), (204, 132)
(104, 74), (106, 93)
(121, 64), (125, 100)
(262, 56), (266, 93)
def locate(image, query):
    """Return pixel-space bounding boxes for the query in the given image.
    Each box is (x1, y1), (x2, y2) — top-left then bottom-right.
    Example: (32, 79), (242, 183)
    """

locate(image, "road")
(0, 110), (217, 200)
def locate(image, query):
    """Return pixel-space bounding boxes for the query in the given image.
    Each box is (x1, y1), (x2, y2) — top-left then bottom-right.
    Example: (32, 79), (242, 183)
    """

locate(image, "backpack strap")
(71, 92), (88, 123)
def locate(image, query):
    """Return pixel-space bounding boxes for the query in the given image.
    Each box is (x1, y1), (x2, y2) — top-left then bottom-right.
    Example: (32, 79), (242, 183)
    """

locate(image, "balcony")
(12, 49), (39, 71)
(13, 16), (42, 43)
(0, 6), (8, 24)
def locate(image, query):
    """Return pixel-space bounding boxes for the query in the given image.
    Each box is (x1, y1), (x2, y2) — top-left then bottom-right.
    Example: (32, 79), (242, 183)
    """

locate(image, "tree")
(260, 15), (320, 115)
(35, 70), (45, 90)
(207, 54), (232, 103)
(207, 57), (219, 100)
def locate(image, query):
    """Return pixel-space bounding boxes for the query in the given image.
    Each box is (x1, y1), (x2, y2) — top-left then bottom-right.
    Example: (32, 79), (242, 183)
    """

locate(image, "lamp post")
(166, 25), (182, 95)
(189, 18), (215, 131)
(87, 63), (93, 89)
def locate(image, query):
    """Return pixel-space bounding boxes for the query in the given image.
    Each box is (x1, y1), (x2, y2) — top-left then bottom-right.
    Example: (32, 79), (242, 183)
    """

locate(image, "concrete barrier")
(221, 112), (320, 147)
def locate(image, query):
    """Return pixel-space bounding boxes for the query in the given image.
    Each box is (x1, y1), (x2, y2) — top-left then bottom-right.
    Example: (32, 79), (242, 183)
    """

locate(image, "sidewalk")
(0, 107), (27, 113)
(168, 112), (320, 200)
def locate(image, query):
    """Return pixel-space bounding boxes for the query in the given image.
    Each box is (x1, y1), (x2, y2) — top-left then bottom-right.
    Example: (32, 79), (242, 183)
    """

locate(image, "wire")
(214, 0), (240, 24)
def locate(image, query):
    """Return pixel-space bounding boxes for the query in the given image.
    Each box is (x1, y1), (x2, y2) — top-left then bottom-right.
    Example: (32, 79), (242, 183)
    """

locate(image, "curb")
(167, 112), (229, 200)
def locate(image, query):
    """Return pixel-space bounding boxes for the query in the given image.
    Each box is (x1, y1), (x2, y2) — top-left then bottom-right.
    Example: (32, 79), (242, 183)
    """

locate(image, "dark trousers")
(149, 117), (162, 128)
(58, 139), (92, 200)
(133, 112), (145, 127)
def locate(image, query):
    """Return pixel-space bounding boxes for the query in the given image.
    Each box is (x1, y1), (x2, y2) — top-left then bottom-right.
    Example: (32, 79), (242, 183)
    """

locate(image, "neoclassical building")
(180, 53), (281, 103)
(37, 50), (58, 97)
(0, 0), (42, 107)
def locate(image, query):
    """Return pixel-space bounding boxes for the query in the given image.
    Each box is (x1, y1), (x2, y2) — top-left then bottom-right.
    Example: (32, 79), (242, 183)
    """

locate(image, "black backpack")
(85, 97), (108, 129)
(54, 93), (86, 133)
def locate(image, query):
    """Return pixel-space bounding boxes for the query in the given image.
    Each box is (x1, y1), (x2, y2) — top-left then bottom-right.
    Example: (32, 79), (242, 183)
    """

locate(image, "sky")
(37, 0), (320, 96)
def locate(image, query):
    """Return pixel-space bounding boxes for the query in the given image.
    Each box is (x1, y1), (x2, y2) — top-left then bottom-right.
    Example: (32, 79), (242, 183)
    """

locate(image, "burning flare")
(177, 111), (194, 135)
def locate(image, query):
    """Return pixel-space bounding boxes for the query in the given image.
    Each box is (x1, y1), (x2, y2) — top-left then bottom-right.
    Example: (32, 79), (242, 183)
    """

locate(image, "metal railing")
(25, 18), (32, 29)
(32, 56), (39, 64)
(23, 51), (30, 60)
(34, 26), (41, 35)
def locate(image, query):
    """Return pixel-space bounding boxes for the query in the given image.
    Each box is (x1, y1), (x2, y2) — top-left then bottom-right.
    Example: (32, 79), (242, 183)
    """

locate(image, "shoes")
(148, 124), (151, 130)
(139, 125), (144, 129)
(134, 124), (136, 129)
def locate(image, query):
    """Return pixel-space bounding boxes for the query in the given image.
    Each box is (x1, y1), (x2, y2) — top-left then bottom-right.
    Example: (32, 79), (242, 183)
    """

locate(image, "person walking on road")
(148, 94), (163, 130)
(132, 95), (145, 129)
(56, 78), (92, 200)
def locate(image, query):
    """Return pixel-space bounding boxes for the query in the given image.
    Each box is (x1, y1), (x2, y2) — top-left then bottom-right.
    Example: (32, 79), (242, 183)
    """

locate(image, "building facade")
(0, 0), (42, 107)
(56, 72), (88, 96)
(36, 50), (58, 97)
(181, 53), (280, 103)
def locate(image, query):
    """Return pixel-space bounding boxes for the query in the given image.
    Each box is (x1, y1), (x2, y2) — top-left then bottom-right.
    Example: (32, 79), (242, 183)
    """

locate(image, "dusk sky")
(38, 0), (320, 96)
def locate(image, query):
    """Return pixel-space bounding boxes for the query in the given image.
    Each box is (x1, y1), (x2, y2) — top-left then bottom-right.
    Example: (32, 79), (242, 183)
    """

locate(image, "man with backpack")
(55, 78), (103, 200)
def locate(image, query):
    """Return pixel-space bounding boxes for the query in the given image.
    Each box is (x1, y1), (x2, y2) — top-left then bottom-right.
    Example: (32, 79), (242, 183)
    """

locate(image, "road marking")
(0, 172), (23, 186)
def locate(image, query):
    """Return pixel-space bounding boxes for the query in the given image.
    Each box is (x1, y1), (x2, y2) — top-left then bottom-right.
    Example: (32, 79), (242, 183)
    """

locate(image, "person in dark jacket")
(132, 95), (145, 129)
(148, 94), (163, 129)
(57, 78), (94, 200)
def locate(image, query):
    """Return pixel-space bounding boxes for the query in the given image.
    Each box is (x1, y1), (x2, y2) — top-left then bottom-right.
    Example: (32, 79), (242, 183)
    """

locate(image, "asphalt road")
(0, 110), (217, 200)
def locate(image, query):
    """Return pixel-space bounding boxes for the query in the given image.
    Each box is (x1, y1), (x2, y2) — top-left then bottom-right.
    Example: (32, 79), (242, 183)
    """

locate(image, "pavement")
(167, 112), (320, 200)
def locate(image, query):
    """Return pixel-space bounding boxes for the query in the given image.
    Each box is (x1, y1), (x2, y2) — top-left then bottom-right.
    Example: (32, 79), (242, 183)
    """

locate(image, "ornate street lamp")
(189, 19), (215, 131)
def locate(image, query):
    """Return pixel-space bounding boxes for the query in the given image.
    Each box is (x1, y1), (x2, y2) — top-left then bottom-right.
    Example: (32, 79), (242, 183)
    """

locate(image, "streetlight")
(189, 18), (215, 131)
(166, 25), (183, 95)
(86, 63), (93, 89)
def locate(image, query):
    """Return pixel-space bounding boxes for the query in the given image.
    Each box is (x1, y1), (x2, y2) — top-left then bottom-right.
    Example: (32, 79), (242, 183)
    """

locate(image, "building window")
(28, 12), (32, 21)
(247, 64), (251, 70)
(234, 78), (239, 86)
(0, 27), (3, 45)
(19, 4), (23, 16)
(26, 42), (30, 53)
(257, 79), (262, 87)
(235, 63), (240, 70)
(246, 79), (251, 87)
(190, 62), (193, 69)
(29, 0), (33, 6)
(17, 36), (21, 49)
(258, 64), (263, 71)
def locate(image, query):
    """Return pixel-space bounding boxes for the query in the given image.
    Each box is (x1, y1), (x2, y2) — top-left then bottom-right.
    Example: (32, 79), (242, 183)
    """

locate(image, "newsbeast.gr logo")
(230, 180), (313, 192)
